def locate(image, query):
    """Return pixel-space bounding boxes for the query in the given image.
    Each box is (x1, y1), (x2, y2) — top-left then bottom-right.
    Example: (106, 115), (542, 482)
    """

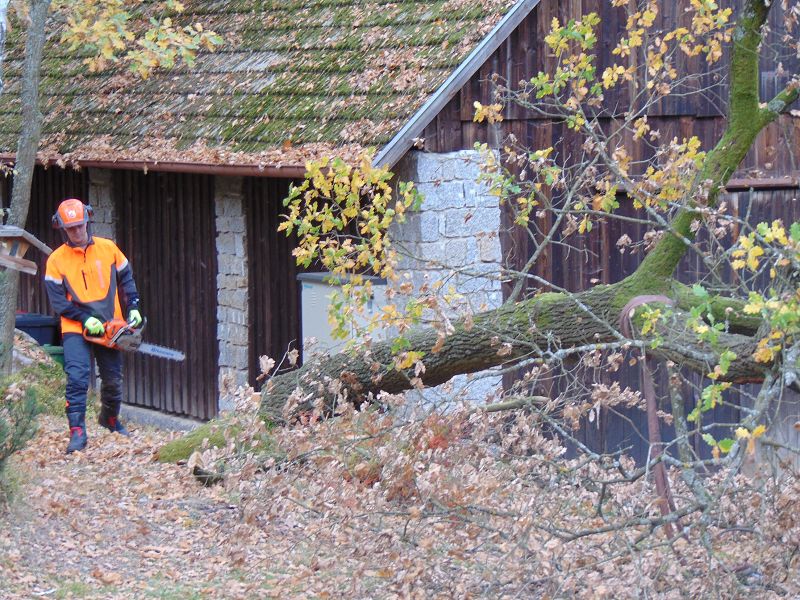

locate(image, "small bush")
(0, 386), (40, 492)
(0, 360), (65, 498)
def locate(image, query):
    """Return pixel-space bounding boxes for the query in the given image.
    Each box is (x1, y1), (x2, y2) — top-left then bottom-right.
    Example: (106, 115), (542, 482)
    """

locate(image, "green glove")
(84, 316), (105, 336)
(128, 309), (142, 328)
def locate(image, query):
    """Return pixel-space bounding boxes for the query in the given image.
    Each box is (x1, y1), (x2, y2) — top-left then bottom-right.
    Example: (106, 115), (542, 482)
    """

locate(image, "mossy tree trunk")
(258, 0), (798, 421)
(260, 282), (765, 422)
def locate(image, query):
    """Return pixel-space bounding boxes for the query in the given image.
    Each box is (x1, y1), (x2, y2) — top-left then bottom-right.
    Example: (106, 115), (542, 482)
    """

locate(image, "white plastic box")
(297, 272), (388, 355)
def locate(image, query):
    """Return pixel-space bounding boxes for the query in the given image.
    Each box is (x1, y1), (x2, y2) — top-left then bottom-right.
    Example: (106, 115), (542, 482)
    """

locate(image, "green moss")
(53, 581), (95, 599)
(156, 420), (236, 463)
(157, 417), (282, 467)
(238, 19), (472, 53)
(0, 452), (25, 505)
(671, 282), (762, 334)
(632, 1), (774, 284)
(1, 362), (66, 417)
(1, 0), (514, 156)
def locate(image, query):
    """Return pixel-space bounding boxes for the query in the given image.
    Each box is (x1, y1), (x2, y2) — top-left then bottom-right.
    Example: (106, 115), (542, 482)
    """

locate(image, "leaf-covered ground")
(2, 404), (800, 599)
(0, 416), (302, 599)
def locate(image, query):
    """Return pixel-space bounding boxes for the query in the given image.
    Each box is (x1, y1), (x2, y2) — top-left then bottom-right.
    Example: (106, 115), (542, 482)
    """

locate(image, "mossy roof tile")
(0, 0), (516, 167)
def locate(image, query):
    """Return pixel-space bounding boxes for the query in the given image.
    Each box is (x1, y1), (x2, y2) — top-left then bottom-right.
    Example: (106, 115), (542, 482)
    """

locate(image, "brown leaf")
(287, 349), (299, 366)
(496, 343), (513, 357)
(92, 568), (122, 585)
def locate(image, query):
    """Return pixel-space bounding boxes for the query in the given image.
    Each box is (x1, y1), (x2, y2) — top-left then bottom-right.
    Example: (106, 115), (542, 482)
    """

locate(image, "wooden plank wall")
(114, 171), (219, 420)
(540, 187), (798, 460)
(243, 177), (303, 388)
(422, 0), (800, 173)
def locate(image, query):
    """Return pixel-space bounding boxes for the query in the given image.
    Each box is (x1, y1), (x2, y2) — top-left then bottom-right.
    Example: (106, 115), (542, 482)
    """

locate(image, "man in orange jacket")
(45, 199), (142, 454)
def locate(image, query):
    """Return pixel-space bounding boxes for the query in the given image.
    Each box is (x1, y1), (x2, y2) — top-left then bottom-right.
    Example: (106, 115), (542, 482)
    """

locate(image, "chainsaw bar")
(135, 342), (186, 362)
(89, 318), (186, 362)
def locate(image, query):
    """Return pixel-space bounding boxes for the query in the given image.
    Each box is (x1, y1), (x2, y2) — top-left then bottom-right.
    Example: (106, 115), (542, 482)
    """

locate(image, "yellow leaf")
(746, 246), (764, 270)
(753, 338), (777, 363)
(641, 9), (657, 27)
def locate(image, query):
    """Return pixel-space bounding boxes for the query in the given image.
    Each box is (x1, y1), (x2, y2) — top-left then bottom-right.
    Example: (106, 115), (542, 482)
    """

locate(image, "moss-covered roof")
(0, 0), (516, 168)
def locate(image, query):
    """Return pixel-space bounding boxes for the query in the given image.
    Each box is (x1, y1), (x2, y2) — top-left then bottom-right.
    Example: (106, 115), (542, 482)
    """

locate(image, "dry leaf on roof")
(1, 0), (518, 167)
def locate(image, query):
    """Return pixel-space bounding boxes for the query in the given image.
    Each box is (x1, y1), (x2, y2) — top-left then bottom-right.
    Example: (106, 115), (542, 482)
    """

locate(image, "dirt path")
(0, 416), (288, 599)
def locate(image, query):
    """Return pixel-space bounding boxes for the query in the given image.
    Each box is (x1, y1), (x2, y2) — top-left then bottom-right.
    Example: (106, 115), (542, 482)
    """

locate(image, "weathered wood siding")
(114, 171), (219, 420)
(243, 177), (303, 387)
(422, 0), (800, 175)
(553, 188), (800, 463)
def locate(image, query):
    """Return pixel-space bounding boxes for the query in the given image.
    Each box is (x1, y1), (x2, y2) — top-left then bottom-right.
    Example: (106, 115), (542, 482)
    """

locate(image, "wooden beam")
(724, 176), (800, 191)
(0, 225), (52, 255)
(372, 0), (543, 169)
(618, 175), (800, 195)
(0, 252), (38, 275)
(0, 154), (306, 179)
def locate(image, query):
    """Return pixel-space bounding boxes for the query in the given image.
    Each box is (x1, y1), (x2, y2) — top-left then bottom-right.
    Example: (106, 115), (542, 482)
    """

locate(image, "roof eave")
(0, 154), (306, 178)
(372, 0), (542, 170)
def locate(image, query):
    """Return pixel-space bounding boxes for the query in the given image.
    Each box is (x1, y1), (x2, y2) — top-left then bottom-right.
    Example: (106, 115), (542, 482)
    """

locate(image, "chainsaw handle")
(82, 325), (115, 349)
(82, 326), (105, 338)
(82, 318), (130, 347)
(128, 316), (147, 332)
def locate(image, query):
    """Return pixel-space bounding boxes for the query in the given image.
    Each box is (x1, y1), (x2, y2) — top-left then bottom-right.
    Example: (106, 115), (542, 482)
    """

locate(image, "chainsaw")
(83, 318), (185, 362)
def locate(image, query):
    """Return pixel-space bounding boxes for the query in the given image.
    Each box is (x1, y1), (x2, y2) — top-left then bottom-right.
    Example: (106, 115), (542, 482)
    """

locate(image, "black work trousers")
(63, 333), (123, 417)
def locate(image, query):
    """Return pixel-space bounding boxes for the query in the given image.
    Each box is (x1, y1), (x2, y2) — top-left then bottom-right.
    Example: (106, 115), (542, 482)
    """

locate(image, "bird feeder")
(0, 225), (52, 275)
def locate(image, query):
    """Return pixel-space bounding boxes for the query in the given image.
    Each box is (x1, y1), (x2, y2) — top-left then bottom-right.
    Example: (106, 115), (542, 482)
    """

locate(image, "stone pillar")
(87, 168), (115, 239)
(215, 176), (249, 411)
(391, 150), (503, 405)
(85, 168), (117, 392)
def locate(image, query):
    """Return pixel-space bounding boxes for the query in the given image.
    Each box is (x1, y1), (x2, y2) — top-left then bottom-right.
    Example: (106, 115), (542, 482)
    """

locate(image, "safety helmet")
(52, 199), (93, 229)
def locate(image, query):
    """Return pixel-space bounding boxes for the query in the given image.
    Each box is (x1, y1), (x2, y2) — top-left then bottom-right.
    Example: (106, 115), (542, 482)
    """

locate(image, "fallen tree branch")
(260, 279), (766, 421)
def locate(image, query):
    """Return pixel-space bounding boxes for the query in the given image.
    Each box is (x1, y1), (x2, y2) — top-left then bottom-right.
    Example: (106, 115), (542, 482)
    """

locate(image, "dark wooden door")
(114, 171), (218, 419)
(243, 177), (302, 387)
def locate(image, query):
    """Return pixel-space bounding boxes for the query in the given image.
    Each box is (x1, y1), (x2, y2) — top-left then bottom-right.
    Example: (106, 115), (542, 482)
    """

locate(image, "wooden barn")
(0, 0), (798, 460)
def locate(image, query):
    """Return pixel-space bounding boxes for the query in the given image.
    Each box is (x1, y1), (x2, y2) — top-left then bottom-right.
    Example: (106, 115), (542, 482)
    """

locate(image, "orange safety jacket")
(44, 236), (140, 336)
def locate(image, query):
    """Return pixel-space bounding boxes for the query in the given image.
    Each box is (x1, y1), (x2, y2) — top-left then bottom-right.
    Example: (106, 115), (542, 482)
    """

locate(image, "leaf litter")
(1, 388), (799, 598)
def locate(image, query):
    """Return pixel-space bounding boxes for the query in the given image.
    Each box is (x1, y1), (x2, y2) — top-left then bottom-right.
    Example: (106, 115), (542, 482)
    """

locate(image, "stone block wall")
(86, 168), (119, 393)
(87, 169), (115, 239)
(215, 176), (249, 410)
(390, 150), (504, 405)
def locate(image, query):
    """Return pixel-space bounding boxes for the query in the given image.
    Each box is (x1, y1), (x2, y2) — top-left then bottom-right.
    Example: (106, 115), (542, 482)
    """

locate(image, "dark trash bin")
(15, 313), (61, 346)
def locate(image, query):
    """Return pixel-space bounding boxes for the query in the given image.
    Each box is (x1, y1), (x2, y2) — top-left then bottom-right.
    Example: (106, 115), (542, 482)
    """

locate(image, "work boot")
(98, 410), (130, 436)
(66, 413), (88, 454)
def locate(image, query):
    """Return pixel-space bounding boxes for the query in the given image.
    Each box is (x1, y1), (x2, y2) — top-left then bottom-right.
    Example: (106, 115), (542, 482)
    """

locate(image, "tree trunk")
(260, 279), (764, 422)
(0, 0), (11, 95)
(0, 0), (51, 376)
